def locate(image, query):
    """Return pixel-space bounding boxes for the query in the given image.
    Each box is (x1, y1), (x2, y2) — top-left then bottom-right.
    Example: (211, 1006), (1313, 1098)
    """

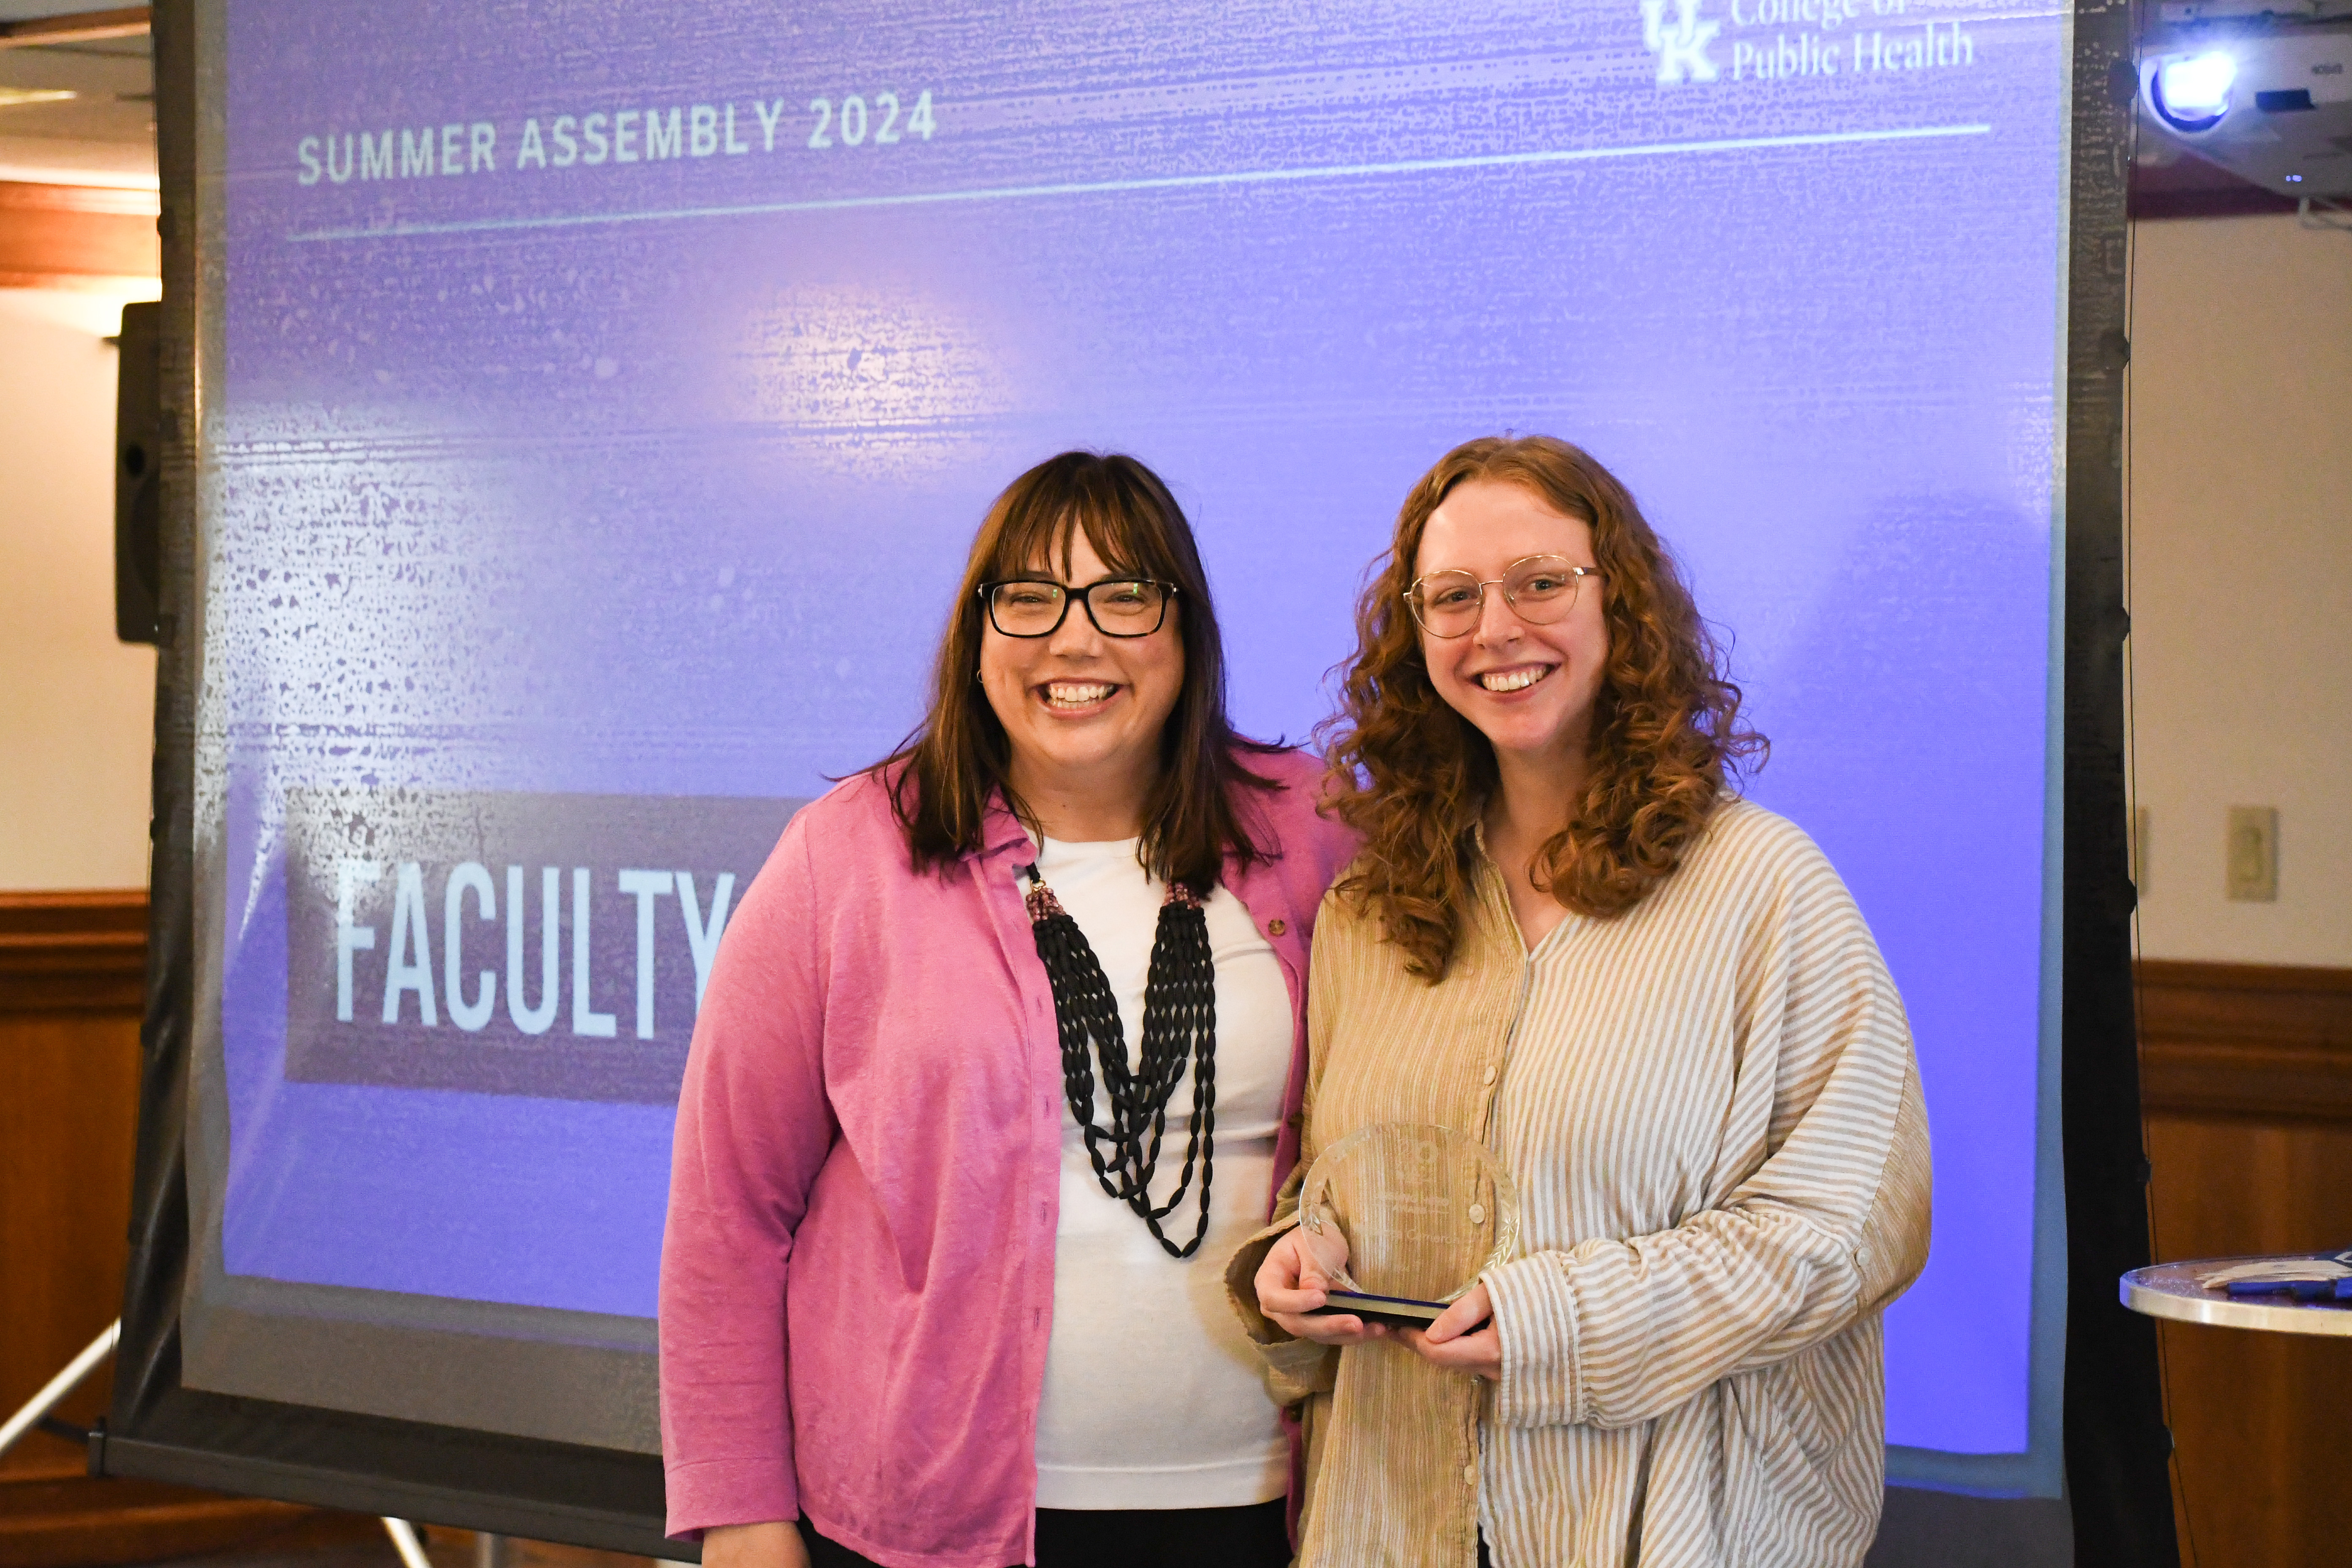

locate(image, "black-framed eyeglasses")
(1404, 555), (1602, 638)
(980, 577), (1177, 639)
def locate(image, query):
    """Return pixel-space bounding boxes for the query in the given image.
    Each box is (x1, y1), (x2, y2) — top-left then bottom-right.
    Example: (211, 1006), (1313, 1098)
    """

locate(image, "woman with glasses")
(1232, 436), (1932, 1567)
(659, 452), (1355, 1568)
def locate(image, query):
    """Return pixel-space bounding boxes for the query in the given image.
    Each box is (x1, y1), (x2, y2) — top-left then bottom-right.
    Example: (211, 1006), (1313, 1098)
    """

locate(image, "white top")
(1026, 835), (1293, 1510)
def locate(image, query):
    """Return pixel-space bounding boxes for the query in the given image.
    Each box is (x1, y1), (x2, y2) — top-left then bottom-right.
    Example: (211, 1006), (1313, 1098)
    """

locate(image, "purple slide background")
(208, 0), (2066, 1454)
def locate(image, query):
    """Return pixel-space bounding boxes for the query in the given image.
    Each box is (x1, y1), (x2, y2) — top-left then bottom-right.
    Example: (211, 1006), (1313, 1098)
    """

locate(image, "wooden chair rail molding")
(2137, 959), (2352, 1123)
(0, 891), (146, 1014)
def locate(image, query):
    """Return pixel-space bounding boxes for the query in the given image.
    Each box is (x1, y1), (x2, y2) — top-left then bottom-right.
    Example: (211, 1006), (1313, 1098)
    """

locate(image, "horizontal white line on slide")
(285, 121), (1995, 243)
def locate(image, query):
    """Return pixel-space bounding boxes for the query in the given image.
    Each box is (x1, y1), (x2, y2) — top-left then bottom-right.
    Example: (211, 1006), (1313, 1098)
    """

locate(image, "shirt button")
(1462, 1464), (1477, 1485)
(1469, 1203), (1486, 1225)
(1481, 1064), (1497, 1086)
(1267, 917), (1288, 936)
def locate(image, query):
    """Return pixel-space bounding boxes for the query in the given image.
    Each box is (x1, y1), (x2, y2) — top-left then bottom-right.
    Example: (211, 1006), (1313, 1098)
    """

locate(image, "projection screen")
(105, 0), (2116, 1547)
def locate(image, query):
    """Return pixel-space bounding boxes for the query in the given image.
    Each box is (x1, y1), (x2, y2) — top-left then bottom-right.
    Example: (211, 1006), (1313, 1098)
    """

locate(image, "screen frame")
(93, 0), (2175, 1554)
(95, 0), (680, 1556)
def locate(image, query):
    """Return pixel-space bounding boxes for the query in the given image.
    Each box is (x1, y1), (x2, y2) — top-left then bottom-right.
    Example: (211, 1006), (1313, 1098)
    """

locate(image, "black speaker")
(115, 299), (162, 645)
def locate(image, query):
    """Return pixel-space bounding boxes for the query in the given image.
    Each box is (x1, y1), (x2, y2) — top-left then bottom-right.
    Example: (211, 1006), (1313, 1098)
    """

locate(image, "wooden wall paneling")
(0, 184), (159, 292)
(0, 1479), (349, 1568)
(0, 891), (374, 1566)
(2136, 959), (2352, 1568)
(0, 10), (151, 50)
(0, 1009), (140, 1470)
(0, 893), (147, 1441)
(2140, 961), (2352, 1122)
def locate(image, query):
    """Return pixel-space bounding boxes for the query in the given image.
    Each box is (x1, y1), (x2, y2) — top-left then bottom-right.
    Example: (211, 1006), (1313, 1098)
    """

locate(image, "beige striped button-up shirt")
(1228, 800), (1932, 1568)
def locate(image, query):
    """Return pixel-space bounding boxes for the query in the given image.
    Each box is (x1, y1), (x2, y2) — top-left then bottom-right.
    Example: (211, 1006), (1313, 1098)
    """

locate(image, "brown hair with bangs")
(881, 451), (1279, 889)
(1321, 435), (1766, 979)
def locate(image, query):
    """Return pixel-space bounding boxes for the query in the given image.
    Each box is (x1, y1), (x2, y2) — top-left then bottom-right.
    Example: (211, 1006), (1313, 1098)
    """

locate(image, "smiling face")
(1412, 479), (1609, 773)
(979, 525), (1186, 829)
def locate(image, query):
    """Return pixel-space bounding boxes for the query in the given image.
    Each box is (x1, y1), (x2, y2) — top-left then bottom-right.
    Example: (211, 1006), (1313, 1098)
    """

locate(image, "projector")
(2139, 0), (2352, 199)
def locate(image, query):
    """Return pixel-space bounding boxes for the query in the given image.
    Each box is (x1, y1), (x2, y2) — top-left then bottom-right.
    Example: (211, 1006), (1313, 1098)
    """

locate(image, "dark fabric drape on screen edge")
(91, 0), (2178, 1560)
(2058, 1), (2185, 1562)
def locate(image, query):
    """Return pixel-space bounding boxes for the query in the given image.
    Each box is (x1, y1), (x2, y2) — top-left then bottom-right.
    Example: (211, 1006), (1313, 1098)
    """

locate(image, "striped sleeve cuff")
(1224, 1219), (1294, 1344)
(1483, 1252), (1585, 1429)
(1225, 1219), (1341, 1401)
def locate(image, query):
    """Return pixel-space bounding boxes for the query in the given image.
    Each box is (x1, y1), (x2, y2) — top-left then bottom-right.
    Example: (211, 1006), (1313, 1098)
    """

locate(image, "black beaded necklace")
(1021, 861), (1217, 1259)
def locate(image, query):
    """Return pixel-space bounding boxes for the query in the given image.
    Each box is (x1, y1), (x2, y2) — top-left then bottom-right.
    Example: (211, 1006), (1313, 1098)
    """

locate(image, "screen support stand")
(387, 1520), (509, 1568)
(4, 1320), (486, 1568)
(0, 1320), (120, 1459)
(385, 1517), (436, 1568)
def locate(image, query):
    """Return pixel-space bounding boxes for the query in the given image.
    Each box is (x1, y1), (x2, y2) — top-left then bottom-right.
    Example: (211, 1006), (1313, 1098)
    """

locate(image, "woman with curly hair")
(1229, 435), (1932, 1567)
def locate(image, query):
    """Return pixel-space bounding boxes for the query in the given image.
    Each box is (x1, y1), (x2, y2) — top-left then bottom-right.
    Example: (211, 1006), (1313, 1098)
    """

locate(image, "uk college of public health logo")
(1640, 0), (1981, 84)
(1641, 0), (1723, 84)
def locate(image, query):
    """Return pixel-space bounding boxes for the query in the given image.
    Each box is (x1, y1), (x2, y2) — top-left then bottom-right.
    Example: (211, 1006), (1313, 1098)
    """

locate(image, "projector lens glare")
(2151, 52), (2235, 131)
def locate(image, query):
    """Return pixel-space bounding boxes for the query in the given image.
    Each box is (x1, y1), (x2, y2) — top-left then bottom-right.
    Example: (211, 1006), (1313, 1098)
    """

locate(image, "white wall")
(0, 287), (156, 891)
(2126, 213), (2352, 968)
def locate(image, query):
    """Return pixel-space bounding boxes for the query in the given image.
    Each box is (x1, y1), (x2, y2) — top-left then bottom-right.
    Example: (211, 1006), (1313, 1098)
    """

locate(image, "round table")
(2120, 1256), (2352, 1337)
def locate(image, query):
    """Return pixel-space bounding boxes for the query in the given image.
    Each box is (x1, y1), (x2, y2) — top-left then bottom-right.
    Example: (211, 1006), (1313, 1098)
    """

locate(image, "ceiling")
(0, 7), (154, 187)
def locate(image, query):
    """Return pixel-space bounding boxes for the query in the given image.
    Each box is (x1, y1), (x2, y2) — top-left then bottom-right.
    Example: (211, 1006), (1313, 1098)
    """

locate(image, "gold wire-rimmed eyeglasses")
(1404, 555), (1602, 638)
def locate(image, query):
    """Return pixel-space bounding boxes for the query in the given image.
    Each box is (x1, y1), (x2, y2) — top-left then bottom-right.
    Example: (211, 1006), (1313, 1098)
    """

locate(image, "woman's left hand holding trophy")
(1255, 1226), (1390, 1345)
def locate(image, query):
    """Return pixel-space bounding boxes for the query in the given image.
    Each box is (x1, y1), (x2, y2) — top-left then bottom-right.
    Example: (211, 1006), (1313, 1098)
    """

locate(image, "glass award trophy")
(1298, 1122), (1520, 1330)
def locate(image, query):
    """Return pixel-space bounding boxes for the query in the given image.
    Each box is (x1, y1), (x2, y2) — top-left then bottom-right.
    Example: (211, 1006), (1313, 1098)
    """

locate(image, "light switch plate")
(2226, 806), (2278, 903)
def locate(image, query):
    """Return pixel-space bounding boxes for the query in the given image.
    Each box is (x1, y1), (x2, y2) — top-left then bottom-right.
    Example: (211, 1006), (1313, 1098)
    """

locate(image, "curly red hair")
(1320, 435), (1766, 979)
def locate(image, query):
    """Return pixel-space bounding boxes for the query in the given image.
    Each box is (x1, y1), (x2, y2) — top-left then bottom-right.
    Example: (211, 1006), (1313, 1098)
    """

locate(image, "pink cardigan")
(658, 751), (1356, 1568)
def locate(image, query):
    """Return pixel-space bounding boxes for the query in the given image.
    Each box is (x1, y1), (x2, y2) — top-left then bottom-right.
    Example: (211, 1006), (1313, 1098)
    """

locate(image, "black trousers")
(797, 1503), (1290, 1568)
